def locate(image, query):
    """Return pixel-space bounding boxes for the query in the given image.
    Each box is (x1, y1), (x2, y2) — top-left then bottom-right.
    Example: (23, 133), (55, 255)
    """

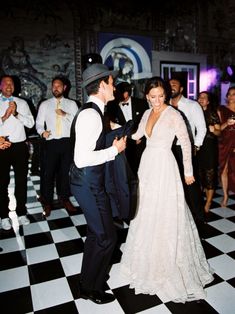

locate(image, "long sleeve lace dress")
(120, 106), (214, 303)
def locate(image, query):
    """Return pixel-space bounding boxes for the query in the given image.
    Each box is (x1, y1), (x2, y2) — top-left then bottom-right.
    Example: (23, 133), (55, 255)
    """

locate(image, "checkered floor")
(0, 167), (235, 314)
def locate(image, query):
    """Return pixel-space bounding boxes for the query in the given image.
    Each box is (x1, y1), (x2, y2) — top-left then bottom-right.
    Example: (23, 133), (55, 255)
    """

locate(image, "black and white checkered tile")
(0, 168), (235, 314)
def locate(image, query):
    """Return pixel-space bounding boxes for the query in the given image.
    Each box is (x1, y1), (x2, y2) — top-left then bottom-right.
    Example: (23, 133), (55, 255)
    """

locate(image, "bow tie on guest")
(122, 102), (129, 106)
(1, 96), (14, 102)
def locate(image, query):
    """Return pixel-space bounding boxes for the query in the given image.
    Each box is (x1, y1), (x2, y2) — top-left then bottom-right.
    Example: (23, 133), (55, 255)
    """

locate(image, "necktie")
(122, 102), (129, 106)
(2, 96), (14, 102)
(55, 99), (62, 136)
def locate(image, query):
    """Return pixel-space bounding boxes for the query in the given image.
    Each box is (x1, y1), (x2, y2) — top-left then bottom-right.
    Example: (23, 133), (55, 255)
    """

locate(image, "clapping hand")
(9, 101), (17, 115)
(1, 101), (17, 121)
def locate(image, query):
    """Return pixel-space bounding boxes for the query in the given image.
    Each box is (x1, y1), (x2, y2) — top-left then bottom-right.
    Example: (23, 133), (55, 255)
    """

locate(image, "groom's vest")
(70, 102), (105, 187)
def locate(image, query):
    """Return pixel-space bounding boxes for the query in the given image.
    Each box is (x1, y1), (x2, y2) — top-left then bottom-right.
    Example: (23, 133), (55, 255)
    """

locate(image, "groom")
(70, 63), (127, 304)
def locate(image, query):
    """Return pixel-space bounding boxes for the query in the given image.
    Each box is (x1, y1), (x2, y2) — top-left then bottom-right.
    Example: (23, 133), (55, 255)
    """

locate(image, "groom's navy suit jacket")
(106, 97), (149, 175)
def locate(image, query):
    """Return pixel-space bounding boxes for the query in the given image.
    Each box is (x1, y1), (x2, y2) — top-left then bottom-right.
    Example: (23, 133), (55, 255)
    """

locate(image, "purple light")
(227, 66), (233, 76)
(200, 68), (218, 91)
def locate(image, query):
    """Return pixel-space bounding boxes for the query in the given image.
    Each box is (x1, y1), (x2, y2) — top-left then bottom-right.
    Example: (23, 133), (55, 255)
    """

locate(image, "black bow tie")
(122, 102), (129, 106)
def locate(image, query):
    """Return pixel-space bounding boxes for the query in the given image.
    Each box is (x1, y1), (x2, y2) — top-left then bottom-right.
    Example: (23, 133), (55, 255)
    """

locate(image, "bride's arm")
(174, 111), (193, 177)
(131, 110), (149, 140)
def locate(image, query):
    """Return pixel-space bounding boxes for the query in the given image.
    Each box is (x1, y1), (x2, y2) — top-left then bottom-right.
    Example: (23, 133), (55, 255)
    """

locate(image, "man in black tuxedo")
(107, 82), (149, 175)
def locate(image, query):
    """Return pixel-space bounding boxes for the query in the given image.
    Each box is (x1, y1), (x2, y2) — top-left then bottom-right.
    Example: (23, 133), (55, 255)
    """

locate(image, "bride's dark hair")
(144, 76), (171, 103)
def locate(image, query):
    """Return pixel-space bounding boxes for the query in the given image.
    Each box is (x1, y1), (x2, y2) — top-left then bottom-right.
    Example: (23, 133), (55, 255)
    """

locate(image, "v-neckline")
(145, 106), (169, 138)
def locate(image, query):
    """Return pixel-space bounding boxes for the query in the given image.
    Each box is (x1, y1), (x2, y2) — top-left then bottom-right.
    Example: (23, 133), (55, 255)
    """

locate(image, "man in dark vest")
(69, 64), (127, 304)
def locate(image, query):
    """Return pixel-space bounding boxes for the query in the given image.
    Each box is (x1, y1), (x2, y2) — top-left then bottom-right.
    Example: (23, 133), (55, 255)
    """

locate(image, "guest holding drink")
(217, 86), (235, 207)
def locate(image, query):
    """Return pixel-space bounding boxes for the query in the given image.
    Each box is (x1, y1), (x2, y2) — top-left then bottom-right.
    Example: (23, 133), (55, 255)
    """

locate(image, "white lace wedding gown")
(120, 106), (214, 303)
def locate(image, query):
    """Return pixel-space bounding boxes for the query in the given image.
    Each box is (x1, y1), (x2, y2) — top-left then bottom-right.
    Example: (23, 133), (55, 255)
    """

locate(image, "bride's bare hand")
(185, 175), (195, 185)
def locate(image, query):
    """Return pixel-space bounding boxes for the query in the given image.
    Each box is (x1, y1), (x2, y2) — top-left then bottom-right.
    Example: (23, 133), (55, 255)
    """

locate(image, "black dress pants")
(0, 141), (29, 218)
(41, 138), (72, 204)
(172, 145), (204, 223)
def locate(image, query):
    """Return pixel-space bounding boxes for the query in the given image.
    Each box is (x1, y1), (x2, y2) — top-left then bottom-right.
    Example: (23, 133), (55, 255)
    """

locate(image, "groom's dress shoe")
(79, 288), (115, 304)
(42, 204), (52, 217)
(61, 199), (77, 213)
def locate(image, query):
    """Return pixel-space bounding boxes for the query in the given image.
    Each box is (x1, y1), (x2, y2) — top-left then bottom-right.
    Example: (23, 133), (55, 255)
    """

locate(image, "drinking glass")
(228, 114), (235, 130)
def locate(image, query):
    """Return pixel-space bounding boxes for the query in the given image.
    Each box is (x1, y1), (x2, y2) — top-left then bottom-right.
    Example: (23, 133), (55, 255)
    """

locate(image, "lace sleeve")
(173, 110), (193, 177)
(131, 109), (150, 140)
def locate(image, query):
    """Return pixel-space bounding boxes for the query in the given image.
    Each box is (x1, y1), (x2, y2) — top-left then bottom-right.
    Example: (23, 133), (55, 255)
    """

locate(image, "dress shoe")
(18, 215), (30, 226)
(37, 194), (46, 205)
(79, 287), (115, 304)
(1, 218), (12, 231)
(62, 199), (77, 213)
(42, 204), (52, 217)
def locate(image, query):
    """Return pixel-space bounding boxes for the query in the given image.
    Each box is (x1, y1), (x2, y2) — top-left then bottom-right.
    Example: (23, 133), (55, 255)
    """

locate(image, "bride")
(120, 77), (214, 303)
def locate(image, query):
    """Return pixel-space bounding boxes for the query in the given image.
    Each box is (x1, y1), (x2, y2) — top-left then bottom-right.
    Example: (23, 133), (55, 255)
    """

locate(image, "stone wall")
(0, 1), (76, 106)
(1, 0), (235, 105)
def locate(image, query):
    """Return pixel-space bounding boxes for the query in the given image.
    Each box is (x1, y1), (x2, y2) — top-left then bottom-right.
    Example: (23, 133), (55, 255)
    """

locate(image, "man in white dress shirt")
(36, 76), (78, 217)
(169, 77), (207, 230)
(70, 63), (126, 304)
(0, 75), (34, 230)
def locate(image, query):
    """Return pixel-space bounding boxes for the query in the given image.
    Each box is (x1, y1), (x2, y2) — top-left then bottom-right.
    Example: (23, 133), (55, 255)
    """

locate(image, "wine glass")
(228, 114), (235, 120)
(228, 114), (235, 130)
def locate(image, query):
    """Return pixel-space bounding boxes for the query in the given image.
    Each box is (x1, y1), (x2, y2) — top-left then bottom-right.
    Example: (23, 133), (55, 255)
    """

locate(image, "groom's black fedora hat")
(82, 63), (118, 87)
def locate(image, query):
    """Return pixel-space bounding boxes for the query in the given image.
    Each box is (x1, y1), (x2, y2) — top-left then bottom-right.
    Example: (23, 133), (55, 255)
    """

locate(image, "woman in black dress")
(197, 91), (221, 213)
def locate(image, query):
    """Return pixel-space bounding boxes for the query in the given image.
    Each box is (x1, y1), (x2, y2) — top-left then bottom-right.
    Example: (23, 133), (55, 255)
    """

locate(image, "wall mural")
(0, 34), (75, 107)
(0, 36), (47, 105)
(0, 2), (76, 108)
(99, 34), (152, 97)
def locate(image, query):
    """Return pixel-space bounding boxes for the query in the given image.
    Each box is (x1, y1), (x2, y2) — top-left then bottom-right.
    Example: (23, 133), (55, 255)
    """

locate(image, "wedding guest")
(0, 75), (34, 230)
(217, 86), (235, 207)
(107, 81), (149, 175)
(36, 76), (78, 217)
(169, 77), (206, 231)
(197, 91), (221, 213)
(0, 136), (11, 235)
